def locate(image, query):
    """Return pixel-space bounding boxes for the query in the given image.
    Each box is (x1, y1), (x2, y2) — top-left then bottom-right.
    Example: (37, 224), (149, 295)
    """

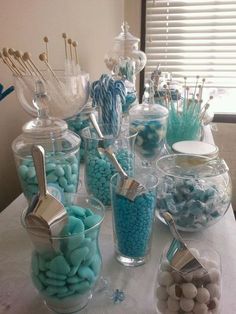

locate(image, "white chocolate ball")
(206, 283), (221, 299)
(156, 286), (168, 301)
(167, 284), (182, 300)
(167, 297), (180, 311)
(193, 302), (208, 314)
(172, 271), (183, 284)
(196, 287), (210, 304)
(156, 300), (167, 312)
(182, 283), (198, 299)
(183, 272), (193, 283)
(179, 297), (195, 312)
(158, 271), (174, 287)
(208, 268), (221, 283)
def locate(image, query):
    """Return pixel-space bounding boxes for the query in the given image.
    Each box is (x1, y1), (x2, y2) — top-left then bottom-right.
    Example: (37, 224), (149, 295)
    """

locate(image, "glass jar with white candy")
(155, 240), (222, 314)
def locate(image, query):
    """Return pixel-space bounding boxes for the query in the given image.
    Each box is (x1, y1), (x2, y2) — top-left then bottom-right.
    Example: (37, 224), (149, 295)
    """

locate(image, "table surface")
(0, 126), (236, 314)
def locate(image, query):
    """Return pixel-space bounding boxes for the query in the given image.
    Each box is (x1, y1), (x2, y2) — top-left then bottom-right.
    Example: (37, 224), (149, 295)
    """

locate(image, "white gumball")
(156, 300), (167, 312)
(179, 297), (194, 312)
(156, 286), (169, 301)
(193, 302), (208, 314)
(158, 271), (174, 287)
(196, 287), (210, 304)
(208, 268), (221, 283)
(183, 272), (193, 283)
(206, 283), (221, 299)
(167, 284), (182, 300)
(182, 283), (198, 299)
(167, 297), (180, 311)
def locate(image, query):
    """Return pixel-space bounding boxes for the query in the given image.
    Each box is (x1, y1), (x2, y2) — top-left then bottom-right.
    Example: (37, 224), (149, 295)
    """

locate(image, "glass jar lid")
(115, 22), (140, 45)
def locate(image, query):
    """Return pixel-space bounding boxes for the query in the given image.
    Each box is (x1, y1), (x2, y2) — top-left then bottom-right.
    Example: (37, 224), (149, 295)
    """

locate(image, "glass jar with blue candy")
(12, 83), (81, 203)
(156, 154), (232, 232)
(65, 102), (96, 162)
(129, 80), (169, 167)
(81, 125), (137, 207)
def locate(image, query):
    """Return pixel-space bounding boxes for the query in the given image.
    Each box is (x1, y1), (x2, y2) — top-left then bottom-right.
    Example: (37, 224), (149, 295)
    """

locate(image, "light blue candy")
(55, 165), (65, 177)
(70, 247), (89, 267)
(83, 215), (101, 229)
(77, 266), (95, 283)
(49, 255), (71, 275)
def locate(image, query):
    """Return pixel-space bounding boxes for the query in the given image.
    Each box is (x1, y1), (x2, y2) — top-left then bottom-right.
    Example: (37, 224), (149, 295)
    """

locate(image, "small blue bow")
(0, 83), (14, 101)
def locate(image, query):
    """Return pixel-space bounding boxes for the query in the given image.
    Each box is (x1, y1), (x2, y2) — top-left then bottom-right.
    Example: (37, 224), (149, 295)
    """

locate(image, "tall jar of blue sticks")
(81, 126), (137, 207)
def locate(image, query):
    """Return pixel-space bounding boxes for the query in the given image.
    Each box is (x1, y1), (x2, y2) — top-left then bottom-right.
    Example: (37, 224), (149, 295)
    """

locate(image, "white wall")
(0, 0), (125, 210)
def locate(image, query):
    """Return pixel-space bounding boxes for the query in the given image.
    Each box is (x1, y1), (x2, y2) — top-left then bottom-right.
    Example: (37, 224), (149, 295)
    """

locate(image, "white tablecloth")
(0, 125), (235, 314)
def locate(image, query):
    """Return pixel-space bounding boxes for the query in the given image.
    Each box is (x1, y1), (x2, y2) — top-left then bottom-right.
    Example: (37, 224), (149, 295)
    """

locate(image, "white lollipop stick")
(67, 38), (73, 61)
(62, 33), (68, 60)
(2, 47), (22, 75)
(72, 41), (79, 65)
(39, 52), (59, 83)
(43, 36), (49, 61)
(23, 52), (45, 81)
(14, 50), (32, 74)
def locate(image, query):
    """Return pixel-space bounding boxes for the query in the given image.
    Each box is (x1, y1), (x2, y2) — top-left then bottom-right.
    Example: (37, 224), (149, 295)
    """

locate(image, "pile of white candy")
(156, 248), (221, 314)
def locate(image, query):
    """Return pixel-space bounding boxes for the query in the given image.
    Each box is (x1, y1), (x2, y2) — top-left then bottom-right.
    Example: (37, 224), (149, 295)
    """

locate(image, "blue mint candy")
(18, 165), (28, 180)
(70, 246), (89, 267)
(77, 266), (95, 283)
(83, 215), (102, 229)
(45, 271), (67, 281)
(69, 205), (86, 218)
(55, 165), (65, 177)
(49, 255), (71, 275)
(46, 285), (68, 296)
(90, 254), (101, 276)
(68, 280), (90, 293)
(45, 277), (66, 287)
(67, 276), (83, 284)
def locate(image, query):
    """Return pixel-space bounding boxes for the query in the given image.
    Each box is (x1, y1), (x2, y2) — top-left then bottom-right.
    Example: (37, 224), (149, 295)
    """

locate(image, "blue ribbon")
(0, 83), (14, 101)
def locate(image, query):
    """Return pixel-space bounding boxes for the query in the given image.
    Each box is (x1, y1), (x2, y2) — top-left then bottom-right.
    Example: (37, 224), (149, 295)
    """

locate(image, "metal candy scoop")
(25, 145), (68, 252)
(162, 212), (208, 275)
(89, 113), (146, 201)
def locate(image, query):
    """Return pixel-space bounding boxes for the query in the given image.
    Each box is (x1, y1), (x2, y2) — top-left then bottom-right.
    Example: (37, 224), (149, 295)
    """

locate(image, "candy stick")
(23, 52), (45, 80)
(7, 48), (26, 74)
(11, 49), (29, 74)
(0, 52), (19, 75)
(2, 47), (22, 75)
(72, 41), (79, 65)
(43, 36), (49, 61)
(39, 52), (59, 83)
(14, 50), (32, 74)
(67, 38), (73, 61)
(62, 33), (68, 60)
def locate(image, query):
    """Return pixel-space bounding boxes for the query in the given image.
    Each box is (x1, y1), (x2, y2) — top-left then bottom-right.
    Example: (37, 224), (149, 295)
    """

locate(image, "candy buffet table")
(0, 126), (236, 314)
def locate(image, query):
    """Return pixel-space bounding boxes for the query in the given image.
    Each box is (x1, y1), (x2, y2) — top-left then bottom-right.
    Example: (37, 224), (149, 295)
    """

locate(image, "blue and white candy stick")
(90, 74), (126, 136)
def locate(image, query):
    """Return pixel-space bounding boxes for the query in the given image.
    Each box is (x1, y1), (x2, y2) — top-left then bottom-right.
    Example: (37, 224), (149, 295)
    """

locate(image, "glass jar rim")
(156, 153), (229, 179)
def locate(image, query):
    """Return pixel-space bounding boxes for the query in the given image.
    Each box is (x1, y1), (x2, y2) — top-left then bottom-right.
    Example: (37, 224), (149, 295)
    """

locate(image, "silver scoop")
(162, 212), (208, 275)
(89, 114), (146, 201)
(25, 145), (68, 251)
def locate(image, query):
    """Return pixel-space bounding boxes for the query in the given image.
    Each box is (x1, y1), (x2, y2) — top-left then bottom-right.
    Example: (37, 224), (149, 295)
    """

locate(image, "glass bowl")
(156, 154), (232, 232)
(13, 70), (89, 119)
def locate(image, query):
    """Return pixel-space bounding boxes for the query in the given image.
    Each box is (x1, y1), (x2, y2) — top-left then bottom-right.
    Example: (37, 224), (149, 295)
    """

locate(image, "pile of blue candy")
(18, 153), (80, 201)
(112, 191), (156, 257)
(85, 149), (134, 206)
(131, 119), (167, 160)
(156, 176), (231, 231)
(31, 204), (102, 303)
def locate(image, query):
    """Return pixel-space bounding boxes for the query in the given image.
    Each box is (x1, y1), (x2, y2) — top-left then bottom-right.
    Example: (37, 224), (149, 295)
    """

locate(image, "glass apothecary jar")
(65, 102), (96, 162)
(129, 81), (169, 167)
(155, 154), (232, 231)
(155, 240), (222, 314)
(12, 117), (81, 203)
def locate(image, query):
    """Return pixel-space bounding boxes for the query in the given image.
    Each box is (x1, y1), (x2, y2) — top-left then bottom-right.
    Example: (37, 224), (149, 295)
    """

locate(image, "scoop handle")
(104, 147), (128, 180)
(162, 212), (185, 244)
(31, 145), (47, 198)
(89, 113), (104, 139)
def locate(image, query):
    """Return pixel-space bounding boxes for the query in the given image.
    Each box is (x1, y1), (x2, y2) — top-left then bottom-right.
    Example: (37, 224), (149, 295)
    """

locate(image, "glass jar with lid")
(129, 80), (169, 167)
(12, 81), (81, 203)
(104, 22), (147, 117)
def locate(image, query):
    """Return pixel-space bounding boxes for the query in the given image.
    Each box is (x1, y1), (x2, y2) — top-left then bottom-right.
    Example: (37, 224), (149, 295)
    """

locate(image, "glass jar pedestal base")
(45, 291), (92, 314)
(115, 251), (149, 267)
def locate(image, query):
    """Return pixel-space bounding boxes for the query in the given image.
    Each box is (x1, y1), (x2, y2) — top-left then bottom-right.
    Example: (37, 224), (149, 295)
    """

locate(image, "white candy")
(182, 283), (198, 299)
(156, 300), (167, 312)
(172, 271), (183, 284)
(206, 283), (221, 299)
(193, 302), (208, 314)
(196, 287), (210, 304)
(182, 272), (193, 283)
(208, 268), (221, 283)
(167, 284), (182, 300)
(207, 297), (220, 311)
(179, 297), (194, 312)
(158, 271), (174, 287)
(167, 297), (180, 311)
(156, 286), (169, 301)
